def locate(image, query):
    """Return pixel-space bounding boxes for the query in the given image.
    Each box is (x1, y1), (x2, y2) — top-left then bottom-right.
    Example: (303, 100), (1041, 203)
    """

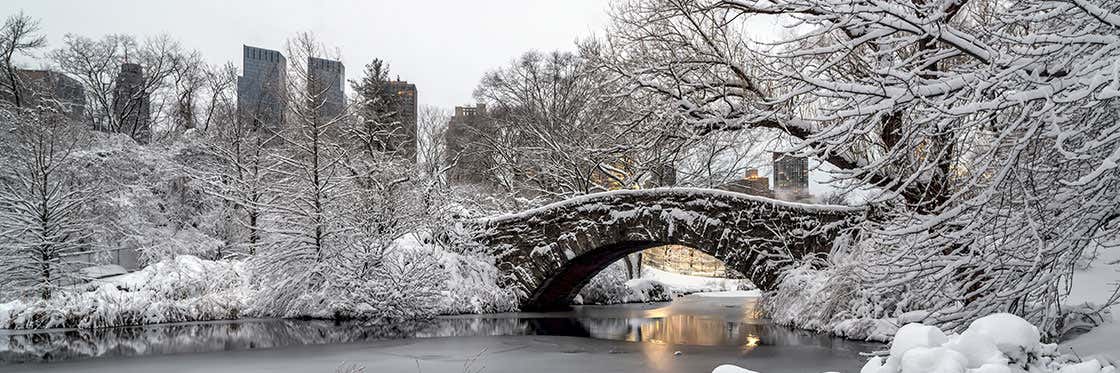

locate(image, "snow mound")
(692, 290), (762, 298)
(713, 365), (760, 373)
(862, 314), (1105, 373)
(715, 313), (1116, 373)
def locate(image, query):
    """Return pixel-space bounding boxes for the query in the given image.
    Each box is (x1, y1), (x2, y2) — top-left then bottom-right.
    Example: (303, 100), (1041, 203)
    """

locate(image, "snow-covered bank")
(0, 242), (517, 330)
(0, 256), (249, 329)
(642, 266), (750, 294)
(574, 262), (753, 305)
(1060, 246), (1120, 362)
(716, 313), (1117, 373)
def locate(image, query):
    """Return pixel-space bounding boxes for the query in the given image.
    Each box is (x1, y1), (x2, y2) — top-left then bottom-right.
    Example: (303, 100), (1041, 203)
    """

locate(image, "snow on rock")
(898, 347), (969, 373)
(860, 314), (1107, 373)
(890, 324), (949, 358)
(713, 364), (761, 373)
(965, 314), (1042, 361)
(720, 313), (1115, 373)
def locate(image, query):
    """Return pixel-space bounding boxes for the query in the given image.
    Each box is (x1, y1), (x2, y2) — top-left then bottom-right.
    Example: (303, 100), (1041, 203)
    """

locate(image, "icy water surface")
(0, 295), (882, 372)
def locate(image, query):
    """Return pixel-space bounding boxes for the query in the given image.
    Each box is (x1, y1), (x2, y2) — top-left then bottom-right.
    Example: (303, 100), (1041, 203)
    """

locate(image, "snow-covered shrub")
(70, 132), (230, 264)
(255, 243), (448, 322)
(0, 255), (250, 329)
(765, 254), (899, 342)
(436, 249), (519, 314)
(577, 261), (673, 305)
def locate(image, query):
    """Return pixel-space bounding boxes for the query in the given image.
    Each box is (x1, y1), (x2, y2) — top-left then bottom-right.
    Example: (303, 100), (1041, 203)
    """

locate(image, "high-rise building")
(382, 79), (417, 160)
(111, 63), (151, 144)
(308, 57), (345, 120)
(446, 103), (495, 186)
(237, 46), (287, 130)
(772, 153), (810, 201)
(720, 168), (773, 198)
(0, 69), (86, 120)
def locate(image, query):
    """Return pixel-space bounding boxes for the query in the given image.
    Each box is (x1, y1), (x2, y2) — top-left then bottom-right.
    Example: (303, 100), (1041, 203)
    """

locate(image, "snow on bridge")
(472, 188), (864, 311)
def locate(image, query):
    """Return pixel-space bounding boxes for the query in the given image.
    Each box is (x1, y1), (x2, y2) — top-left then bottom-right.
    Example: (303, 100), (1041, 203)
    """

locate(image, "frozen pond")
(0, 294), (881, 372)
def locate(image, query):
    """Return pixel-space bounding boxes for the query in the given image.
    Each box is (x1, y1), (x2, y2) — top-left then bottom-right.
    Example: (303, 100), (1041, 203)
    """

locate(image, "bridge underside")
(523, 241), (665, 311)
(474, 188), (861, 311)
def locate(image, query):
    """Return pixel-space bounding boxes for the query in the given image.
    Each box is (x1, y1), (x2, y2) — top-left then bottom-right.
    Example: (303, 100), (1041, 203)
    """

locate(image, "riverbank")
(0, 248), (518, 330)
(1, 293), (879, 372)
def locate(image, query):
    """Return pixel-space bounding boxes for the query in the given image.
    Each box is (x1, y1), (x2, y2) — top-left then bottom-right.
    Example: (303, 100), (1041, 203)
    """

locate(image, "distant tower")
(237, 45), (287, 131)
(0, 69), (86, 120)
(772, 153), (810, 201)
(307, 57), (345, 120)
(446, 103), (494, 186)
(111, 63), (151, 144)
(720, 168), (773, 198)
(382, 79), (418, 161)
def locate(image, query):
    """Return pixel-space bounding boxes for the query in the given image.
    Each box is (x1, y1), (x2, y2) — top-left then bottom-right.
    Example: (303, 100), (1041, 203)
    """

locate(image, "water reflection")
(1, 295), (874, 364)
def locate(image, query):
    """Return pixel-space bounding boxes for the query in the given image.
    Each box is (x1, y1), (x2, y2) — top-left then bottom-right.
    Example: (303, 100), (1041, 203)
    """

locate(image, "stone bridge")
(474, 188), (863, 311)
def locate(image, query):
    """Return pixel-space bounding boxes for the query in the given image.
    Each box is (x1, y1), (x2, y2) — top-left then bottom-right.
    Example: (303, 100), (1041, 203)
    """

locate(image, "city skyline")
(2, 0), (615, 109)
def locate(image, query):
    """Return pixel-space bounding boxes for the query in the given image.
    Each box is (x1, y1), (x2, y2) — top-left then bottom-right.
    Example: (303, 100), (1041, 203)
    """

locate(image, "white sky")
(2, 0), (611, 109)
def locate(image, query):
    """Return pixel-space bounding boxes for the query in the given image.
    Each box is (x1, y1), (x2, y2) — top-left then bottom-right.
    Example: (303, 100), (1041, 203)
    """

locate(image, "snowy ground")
(575, 263), (752, 305)
(641, 267), (753, 294)
(1061, 247), (1120, 363)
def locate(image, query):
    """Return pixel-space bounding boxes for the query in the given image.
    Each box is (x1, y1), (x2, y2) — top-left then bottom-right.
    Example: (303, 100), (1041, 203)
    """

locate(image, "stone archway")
(475, 188), (861, 311)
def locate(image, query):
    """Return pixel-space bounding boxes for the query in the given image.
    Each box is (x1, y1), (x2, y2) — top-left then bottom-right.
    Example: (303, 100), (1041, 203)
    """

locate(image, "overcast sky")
(2, 0), (611, 109)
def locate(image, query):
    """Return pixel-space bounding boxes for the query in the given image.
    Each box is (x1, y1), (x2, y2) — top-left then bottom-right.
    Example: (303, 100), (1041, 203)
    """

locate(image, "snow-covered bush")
(0, 255), (250, 329)
(577, 261), (673, 305)
(765, 255), (899, 342)
(436, 249), (519, 314)
(70, 132), (230, 264)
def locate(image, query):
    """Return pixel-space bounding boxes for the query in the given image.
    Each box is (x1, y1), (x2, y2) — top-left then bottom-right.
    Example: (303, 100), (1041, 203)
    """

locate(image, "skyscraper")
(0, 69), (86, 120)
(111, 63), (151, 144)
(772, 152), (810, 201)
(383, 79), (417, 160)
(720, 168), (773, 198)
(237, 45), (287, 130)
(307, 57), (345, 120)
(446, 103), (495, 186)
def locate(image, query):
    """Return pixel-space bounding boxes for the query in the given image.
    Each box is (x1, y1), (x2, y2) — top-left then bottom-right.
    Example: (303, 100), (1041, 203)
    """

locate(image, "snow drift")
(715, 313), (1117, 373)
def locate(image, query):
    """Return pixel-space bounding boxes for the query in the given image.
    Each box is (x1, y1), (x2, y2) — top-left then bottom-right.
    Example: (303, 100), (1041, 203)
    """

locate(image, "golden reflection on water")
(589, 296), (771, 348)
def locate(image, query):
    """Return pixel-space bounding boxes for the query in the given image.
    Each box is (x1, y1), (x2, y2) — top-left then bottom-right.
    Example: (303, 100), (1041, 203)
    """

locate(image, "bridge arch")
(476, 188), (861, 311)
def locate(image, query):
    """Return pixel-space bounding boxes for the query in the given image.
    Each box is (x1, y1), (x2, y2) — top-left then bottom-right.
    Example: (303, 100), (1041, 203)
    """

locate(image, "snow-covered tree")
(0, 11), (47, 108)
(472, 49), (680, 200)
(347, 59), (413, 160)
(50, 33), (187, 142)
(0, 105), (92, 300)
(600, 0), (1120, 335)
(250, 32), (353, 315)
(189, 83), (275, 258)
(416, 105), (450, 185)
